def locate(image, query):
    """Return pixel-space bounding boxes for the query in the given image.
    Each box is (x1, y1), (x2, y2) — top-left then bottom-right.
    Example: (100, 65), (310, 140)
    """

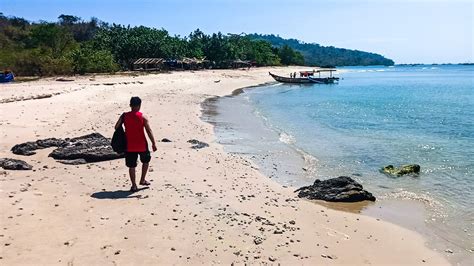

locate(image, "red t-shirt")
(123, 111), (147, 152)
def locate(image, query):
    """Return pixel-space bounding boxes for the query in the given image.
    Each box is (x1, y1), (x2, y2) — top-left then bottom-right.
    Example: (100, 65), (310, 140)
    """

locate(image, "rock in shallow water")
(0, 158), (33, 170)
(295, 176), (376, 202)
(382, 164), (420, 176)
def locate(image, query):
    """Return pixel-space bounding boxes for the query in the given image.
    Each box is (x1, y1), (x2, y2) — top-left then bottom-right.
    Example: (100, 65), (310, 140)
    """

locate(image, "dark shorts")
(125, 151), (151, 168)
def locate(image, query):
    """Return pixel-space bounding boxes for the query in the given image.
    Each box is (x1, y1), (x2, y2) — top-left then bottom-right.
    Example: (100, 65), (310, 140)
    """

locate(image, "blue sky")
(1, 0), (473, 64)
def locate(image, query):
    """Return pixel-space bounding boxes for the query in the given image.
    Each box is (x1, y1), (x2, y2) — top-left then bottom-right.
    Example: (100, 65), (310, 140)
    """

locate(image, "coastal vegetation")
(0, 14), (301, 76)
(249, 34), (394, 66)
(0, 13), (393, 76)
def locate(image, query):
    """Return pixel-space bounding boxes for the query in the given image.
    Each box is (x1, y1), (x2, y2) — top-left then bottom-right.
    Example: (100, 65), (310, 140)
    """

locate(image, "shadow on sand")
(91, 187), (149, 199)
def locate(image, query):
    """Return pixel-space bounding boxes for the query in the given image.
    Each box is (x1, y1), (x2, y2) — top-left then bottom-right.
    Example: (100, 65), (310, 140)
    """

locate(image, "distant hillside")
(248, 34), (395, 66)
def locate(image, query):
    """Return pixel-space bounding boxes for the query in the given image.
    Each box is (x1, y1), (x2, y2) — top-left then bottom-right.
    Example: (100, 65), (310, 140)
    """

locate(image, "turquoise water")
(213, 65), (473, 253)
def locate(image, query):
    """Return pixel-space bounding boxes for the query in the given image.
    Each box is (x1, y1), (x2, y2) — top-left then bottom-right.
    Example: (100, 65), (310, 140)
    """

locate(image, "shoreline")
(202, 81), (470, 265)
(0, 68), (450, 265)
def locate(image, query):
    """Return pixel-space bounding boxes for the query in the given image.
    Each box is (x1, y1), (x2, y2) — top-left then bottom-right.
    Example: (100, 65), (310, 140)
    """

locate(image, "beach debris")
(0, 158), (33, 170)
(56, 77), (75, 82)
(214, 80), (221, 83)
(321, 254), (337, 259)
(187, 139), (209, 149)
(161, 138), (172, 142)
(253, 237), (264, 245)
(1, 93), (53, 104)
(12, 133), (123, 164)
(295, 176), (376, 202)
(382, 164), (420, 176)
(93, 81), (143, 86)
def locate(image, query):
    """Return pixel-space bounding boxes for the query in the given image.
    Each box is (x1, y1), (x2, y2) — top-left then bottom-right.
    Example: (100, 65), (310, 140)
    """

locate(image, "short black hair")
(130, 96), (142, 107)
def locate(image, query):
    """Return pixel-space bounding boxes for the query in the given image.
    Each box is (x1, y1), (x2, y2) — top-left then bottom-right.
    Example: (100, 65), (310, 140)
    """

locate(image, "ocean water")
(204, 65), (473, 258)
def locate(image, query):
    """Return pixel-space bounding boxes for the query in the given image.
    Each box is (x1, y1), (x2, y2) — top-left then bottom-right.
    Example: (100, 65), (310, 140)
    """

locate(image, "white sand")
(0, 67), (449, 265)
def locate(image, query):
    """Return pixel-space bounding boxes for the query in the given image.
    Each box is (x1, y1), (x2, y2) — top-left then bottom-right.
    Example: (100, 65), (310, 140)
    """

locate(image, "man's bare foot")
(139, 180), (151, 186)
(130, 185), (138, 192)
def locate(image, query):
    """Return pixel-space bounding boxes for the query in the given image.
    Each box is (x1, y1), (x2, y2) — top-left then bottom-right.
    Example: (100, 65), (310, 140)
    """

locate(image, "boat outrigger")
(269, 69), (339, 84)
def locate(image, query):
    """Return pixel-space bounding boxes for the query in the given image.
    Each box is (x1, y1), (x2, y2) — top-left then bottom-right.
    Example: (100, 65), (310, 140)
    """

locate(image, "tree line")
(0, 14), (304, 76)
(1, 14), (394, 76)
(248, 34), (395, 66)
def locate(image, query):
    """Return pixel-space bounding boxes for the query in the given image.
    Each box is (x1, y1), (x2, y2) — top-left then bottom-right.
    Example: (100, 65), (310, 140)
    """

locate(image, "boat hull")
(269, 72), (339, 84)
(269, 72), (314, 84)
(308, 76), (339, 84)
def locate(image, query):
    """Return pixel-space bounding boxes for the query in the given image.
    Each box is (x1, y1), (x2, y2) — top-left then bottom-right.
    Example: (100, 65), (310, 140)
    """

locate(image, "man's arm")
(114, 114), (124, 130)
(143, 115), (157, 152)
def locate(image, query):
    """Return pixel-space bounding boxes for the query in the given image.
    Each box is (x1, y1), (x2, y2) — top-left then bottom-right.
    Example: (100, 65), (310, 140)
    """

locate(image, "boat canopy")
(300, 69), (337, 78)
(299, 69), (337, 73)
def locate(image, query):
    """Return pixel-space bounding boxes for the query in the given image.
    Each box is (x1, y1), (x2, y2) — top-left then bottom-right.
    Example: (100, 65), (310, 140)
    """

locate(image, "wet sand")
(0, 68), (449, 265)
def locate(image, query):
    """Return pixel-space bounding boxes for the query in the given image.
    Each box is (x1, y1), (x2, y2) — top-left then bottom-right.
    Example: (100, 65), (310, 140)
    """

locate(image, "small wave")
(279, 132), (296, 145)
(253, 109), (268, 122)
(381, 189), (444, 215)
(375, 69), (385, 72)
(418, 144), (437, 150)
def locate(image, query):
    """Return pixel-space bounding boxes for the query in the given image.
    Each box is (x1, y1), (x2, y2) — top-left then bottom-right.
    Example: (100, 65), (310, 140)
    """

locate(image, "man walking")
(115, 97), (157, 192)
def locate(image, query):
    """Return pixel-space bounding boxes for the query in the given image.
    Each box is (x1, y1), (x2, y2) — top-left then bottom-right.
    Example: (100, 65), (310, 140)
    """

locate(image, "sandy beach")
(0, 67), (449, 265)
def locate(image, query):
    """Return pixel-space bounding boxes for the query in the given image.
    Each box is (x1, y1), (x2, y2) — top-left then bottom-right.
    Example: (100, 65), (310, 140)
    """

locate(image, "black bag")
(111, 114), (127, 153)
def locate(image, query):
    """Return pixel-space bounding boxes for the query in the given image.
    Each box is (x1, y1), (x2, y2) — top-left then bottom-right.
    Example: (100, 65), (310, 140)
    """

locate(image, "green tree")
(70, 43), (119, 74)
(29, 23), (77, 56)
(278, 45), (304, 65)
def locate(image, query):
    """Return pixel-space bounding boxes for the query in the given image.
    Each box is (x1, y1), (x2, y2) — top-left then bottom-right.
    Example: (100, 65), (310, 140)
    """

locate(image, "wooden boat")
(269, 69), (340, 84)
(268, 72), (314, 84)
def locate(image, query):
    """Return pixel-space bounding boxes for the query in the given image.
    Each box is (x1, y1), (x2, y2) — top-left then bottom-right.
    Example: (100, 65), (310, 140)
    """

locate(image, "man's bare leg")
(140, 163), (150, 185)
(129, 167), (138, 191)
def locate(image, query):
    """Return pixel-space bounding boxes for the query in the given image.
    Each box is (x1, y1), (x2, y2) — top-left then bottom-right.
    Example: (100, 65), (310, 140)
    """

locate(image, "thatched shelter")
(165, 57), (211, 70)
(231, 60), (252, 69)
(133, 58), (164, 71)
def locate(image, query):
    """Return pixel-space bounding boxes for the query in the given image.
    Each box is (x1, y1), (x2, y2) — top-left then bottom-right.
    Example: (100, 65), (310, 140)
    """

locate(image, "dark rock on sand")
(11, 142), (38, 156)
(382, 164), (420, 176)
(49, 133), (123, 162)
(161, 138), (172, 143)
(187, 139), (209, 149)
(37, 138), (67, 148)
(12, 133), (123, 163)
(295, 176), (376, 202)
(11, 138), (66, 156)
(57, 159), (88, 165)
(0, 158), (33, 170)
